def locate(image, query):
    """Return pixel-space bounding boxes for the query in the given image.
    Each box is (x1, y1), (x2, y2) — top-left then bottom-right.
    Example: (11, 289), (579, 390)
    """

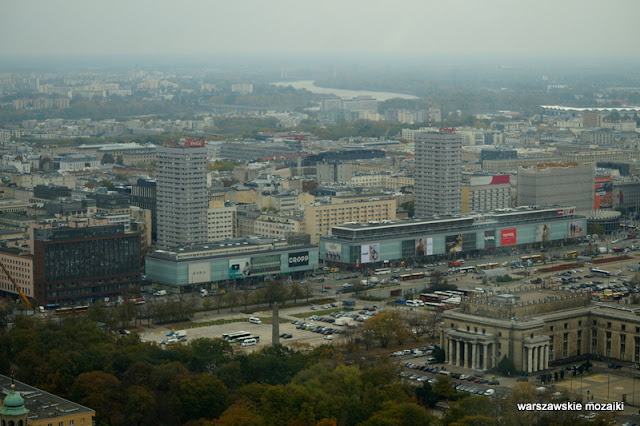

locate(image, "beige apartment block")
(304, 195), (396, 244)
(254, 213), (305, 239)
(0, 247), (34, 300)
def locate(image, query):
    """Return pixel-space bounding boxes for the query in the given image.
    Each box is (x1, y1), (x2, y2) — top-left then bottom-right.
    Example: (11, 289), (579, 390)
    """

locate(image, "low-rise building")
(145, 236), (318, 291)
(442, 290), (640, 372)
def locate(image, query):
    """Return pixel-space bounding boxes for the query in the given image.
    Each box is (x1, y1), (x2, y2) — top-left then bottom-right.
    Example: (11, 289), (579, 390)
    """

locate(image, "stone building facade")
(442, 290), (640, 373)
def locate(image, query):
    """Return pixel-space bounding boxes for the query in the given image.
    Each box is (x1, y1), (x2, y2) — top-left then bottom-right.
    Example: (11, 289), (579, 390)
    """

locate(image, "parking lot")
(138, 301), (381, 351)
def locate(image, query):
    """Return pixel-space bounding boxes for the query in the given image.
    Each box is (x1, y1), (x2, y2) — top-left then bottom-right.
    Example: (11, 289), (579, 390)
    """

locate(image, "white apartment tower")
(414, 130), (462, 217)
(157, 141), (208, 248)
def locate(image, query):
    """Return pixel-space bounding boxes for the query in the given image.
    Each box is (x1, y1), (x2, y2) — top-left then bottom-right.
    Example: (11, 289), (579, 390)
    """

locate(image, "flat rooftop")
(0, 374), (94, 423)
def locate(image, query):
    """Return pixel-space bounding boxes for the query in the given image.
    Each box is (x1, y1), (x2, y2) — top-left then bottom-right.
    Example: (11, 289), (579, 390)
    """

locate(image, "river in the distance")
(271, 80), (419, 101)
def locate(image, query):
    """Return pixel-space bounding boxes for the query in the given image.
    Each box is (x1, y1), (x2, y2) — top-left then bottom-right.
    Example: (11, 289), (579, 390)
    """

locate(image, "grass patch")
(290, 308), (342, 318)
(256, 317), (290, 324)
(186, 318), (247, 329)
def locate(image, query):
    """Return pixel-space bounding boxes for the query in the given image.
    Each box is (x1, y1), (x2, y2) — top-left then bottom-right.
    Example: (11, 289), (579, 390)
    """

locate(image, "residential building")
(207, 199), (236, 241)
(156, 141), (208, 249)
(414, 130), (462, 217)
(461, 175), (512, 213)
(304, 194), (396, 244)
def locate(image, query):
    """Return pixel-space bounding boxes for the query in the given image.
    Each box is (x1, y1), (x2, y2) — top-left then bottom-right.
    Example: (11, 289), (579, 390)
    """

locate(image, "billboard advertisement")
(188, 262), (211, 284)
(361, 243), (381, 263)
(446, 234), (476, 253)
(415, 237), (433, 256)
(569, 221), (583, 237)
(229, 258), (251, 279)
(484, 230), (495, 249)
(325, 242), (342, 261)
(595, 178), (613, 209)
(288, 251), (309, 268)
(500, 228), (517, 246)
(535, 224), (551, 243)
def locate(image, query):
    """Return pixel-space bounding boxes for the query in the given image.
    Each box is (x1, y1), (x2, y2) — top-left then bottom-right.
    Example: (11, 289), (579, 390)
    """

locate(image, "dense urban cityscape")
(2, 1), (640, 425)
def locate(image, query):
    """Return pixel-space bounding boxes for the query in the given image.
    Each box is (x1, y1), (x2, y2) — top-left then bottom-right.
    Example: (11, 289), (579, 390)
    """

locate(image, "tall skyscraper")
(414, 130), (462, 217)
(157, 140), (208, 248)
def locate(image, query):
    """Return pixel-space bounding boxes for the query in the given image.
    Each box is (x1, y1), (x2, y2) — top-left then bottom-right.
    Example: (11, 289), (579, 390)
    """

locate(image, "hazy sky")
(2, 0), (639, 57)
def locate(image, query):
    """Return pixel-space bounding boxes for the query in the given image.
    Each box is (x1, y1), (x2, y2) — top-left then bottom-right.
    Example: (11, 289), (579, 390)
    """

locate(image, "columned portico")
(523, 335), (552, 373)
(444, 329), (497, 371)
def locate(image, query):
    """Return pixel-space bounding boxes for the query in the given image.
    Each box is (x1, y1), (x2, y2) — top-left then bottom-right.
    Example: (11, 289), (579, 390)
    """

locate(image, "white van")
(249, 317), (262, 324)
(241, 338), (257, 346)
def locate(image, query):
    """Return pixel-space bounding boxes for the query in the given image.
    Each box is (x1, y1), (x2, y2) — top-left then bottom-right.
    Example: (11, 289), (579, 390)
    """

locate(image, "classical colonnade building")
(441, 290), (640, 373)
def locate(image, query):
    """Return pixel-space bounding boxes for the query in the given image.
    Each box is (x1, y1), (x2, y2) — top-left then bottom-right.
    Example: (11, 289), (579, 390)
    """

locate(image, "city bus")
(477, 263), (499, 270)
(54, 305), (89, 315)
(420, 293), (445, 303)
(374, 268), (391, 275)
(590, 268), (611, 277)
(222, 331), (251, 341)
(565, 251), (578, 259)
(459, 266), (476, 274)
(521, 255), (542, 264)
(410, 272), (426, 280)
(424, 302), (446, 311)
(234, 335), (261, 344)
(399, 274), (413, 281)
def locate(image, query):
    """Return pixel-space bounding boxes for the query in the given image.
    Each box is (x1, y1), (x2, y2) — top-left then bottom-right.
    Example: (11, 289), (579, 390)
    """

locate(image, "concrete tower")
(156, 140), (208, 249)
(414, 130), (462, 217)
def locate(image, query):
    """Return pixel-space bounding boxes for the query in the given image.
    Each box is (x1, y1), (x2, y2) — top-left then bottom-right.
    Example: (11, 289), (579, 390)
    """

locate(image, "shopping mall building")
(145, 236), (319, 292)
(320, 206), (587, 270)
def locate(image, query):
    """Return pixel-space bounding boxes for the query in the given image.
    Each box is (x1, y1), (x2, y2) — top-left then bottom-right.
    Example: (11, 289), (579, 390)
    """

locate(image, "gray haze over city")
(2, 0), (640, 57)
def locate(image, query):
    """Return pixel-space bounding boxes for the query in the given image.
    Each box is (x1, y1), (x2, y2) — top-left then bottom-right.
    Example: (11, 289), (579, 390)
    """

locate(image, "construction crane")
(0, 261), (32, 310)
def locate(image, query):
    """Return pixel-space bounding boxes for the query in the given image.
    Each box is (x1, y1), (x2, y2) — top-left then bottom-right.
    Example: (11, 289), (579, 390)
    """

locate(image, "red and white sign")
(439, 127), (456, 133)
(184, 138), (205, 147)
(556, 208), (575, 216)
(500, 228), (517, 246)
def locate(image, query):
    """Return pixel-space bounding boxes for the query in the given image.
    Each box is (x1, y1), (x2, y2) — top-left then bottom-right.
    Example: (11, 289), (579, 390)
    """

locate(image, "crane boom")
(0, 261), (32, 309)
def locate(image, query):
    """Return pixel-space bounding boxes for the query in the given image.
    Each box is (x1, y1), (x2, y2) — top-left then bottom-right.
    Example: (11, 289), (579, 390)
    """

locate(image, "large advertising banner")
(446, 235), (464, 253)
(288, 251), (309, 268)
(229, 258), (251, 279)
(415, 237), (434, 256)
(595, 179), (613, 209)
(325, 242), (342, 261)
(484, 230), (495, 249)
(361, 243), (381, 263)
(446, 234), (476, 253)
(500, 228), (517, 246)
(535, 224), (551, 243)
(569, 221), (583, 237)
(188, 262), (211, 284)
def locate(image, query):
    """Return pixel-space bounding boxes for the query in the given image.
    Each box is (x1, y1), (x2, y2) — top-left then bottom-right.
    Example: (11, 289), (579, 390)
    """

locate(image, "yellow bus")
(566, 251), (578, 259)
